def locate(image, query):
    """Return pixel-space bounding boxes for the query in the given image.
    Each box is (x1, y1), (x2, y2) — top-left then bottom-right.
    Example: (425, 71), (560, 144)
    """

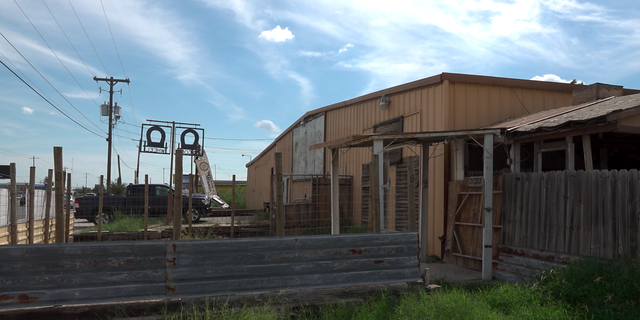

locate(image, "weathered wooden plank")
(617, 170), (628, 257)
(629, 170), (639, 258)
(605, 170), (615, 259)
(444, 181), (462, 263)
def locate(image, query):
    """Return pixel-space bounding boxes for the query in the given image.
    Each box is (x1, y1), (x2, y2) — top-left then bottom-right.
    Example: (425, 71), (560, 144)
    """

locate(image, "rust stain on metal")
(294, 238), (298, 243)
(0, 294), (14, 301)
(373, 260), (387, 264)
(334, 251), (338, 256)
(166, 285), (177, 295)
(17, 294), (39, 303)
(347, 249), (366, 256)
(167, 257), (177, 266)
(172, 243), (177, 252)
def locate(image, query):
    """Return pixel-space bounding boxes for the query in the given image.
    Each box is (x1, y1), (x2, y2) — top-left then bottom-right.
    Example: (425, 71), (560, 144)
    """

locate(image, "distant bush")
(217, 186), (246, 209)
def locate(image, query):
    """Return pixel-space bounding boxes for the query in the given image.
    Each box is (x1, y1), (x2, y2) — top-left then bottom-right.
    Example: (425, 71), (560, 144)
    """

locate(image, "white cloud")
(258, 26), (294, 42)
(300, 51), (324, 57)
(255, 120), (281, 132)
(530, 74), (570, 83)
(338, 43), (354, 53)
(22, 107), (34, 115)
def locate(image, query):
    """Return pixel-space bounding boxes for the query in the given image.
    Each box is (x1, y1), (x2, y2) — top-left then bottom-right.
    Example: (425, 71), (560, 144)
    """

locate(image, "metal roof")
(489, 93), (640, 132)
(310, 129), (502, 150)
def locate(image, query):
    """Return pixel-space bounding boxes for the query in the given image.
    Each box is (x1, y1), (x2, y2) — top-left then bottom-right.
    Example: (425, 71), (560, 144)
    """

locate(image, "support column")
(373, 139), (384, 230)
(482, 134), (494, 280)
(419, 143), (430, 267)
(582, 134), (593, 170)
(331, 148), (340, 234)
(566, 137), (575, 171)
(509, 143), (521, 173)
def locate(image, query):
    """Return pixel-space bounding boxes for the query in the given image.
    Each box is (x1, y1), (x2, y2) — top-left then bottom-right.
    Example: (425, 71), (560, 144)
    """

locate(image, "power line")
(42, 0), (94, 77)
(99, 0), (127, 77)
(0, 57), (104, 138)
(67, 0), (109, 75)
(14, 0), (102, 116)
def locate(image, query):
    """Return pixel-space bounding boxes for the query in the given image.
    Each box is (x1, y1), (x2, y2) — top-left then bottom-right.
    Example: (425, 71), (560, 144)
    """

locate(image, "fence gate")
(444, 176), (503, 271)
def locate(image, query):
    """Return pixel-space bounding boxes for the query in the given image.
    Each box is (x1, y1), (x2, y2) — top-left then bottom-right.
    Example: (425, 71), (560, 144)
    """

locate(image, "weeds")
(536, 257), (640, 319)
(78, 214), (165, 233)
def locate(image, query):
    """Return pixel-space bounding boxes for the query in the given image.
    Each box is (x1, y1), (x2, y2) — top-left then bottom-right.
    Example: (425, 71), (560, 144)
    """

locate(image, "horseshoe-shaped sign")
(180, 128), (200, 151)
(146, 125), (166, 148)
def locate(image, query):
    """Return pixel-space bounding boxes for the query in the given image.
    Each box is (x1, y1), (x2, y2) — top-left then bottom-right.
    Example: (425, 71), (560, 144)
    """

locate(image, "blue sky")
(1, 0), (639, 188)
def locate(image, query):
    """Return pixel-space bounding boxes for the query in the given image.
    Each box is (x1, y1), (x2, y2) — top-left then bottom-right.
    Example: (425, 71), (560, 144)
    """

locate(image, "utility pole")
(29, 156), (39, 167)
(94, 76), (130, 190)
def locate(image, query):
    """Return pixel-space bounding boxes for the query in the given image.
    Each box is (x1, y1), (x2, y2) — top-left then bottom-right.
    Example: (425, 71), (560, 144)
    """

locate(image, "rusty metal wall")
(166, 232), (419, 298)
(0, 232), (419, 310)
(0, 241), (167, 309)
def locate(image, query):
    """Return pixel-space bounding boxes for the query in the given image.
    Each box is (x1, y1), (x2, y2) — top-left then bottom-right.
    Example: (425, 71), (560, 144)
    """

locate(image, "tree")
(108, 180), (127, 195)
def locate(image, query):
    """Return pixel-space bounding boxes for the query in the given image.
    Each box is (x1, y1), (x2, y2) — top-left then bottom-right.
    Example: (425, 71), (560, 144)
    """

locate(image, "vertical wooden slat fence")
(502, 170), (640, 260)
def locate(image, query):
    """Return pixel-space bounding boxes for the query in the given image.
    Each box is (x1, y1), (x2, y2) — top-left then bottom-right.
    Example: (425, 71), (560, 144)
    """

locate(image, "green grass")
(535, 257), (640, 319)
(111, 257), (640, 320)
(78, 214), (165, 233)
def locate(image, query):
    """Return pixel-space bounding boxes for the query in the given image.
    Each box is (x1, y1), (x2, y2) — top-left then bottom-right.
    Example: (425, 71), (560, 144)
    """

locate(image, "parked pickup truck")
(74, 184), (221, 225)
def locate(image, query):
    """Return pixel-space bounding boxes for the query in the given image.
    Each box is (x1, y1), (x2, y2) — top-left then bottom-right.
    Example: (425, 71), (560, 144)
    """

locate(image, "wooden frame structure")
(311, 128), (502, 280)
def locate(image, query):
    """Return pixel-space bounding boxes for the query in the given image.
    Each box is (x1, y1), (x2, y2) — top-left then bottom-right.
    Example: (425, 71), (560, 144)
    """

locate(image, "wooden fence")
(502, 170), (640, 260)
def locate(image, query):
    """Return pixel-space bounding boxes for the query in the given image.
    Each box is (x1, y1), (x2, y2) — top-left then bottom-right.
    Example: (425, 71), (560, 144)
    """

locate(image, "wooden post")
(482, 133), (494, 281)
(188, 173), (193, 237)
(269, 167), (274, 236)
(534, 141), (542, 172)
(373, 140), (385, 230)
(509, 143), (521, 173)
(407, 158), (416, 232)
(144, 175), (149, 241)
(173, 149), (183, 240)
(9, 163), (17, 244)
(582, 134), (593, 170)
(65, 172), (71, 243)
(98, 175), (104, 242)
(419, 144), (430, 266)
(44, 169), (53, 244)
(566, 137), (575, 171)
(331, 148), (340, 234)
(369, 153), (380, 233)
(28, 166), (36, 244)
(275, 152), (284, 237)
(54, 147), (65, 244)
(231, 175), (236, 238)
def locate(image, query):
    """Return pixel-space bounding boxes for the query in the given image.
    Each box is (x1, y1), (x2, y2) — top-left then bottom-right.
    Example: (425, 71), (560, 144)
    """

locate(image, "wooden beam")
(582, 134), (593, 170)
(407, 158), (416, 232)
(54, 146), (64, 244)
(373, 139), (385, 230)
(513, 123), (618, 144)
(368, 152), (380, 233)
(309, 134), (368, 150)
(566, 136), (575, 171)
(9, 163), (17, 245)
(173, 149), (183, 240)
(539, 140), (567, 152)
(43, 169), (52, 244)
(419, 143), (430, 267)
(331, 148), (340, 234)
(482, 133), (494, 281)
(275, 152), (284, 237)
(28, 166), (35, 244)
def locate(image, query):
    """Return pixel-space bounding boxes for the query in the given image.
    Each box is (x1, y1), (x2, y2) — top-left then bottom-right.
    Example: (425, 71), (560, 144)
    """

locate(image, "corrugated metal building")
(246, 73), (606, 256)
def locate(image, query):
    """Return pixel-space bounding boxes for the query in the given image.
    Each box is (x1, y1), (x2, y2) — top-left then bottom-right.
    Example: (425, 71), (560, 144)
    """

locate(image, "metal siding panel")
(0, 242), (166, 309)
(166, 233), (419, 298)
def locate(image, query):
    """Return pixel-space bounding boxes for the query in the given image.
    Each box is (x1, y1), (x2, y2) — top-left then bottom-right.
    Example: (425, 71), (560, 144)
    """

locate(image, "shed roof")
(248, 72), (583, 167)
(488, 93), (640, 133)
